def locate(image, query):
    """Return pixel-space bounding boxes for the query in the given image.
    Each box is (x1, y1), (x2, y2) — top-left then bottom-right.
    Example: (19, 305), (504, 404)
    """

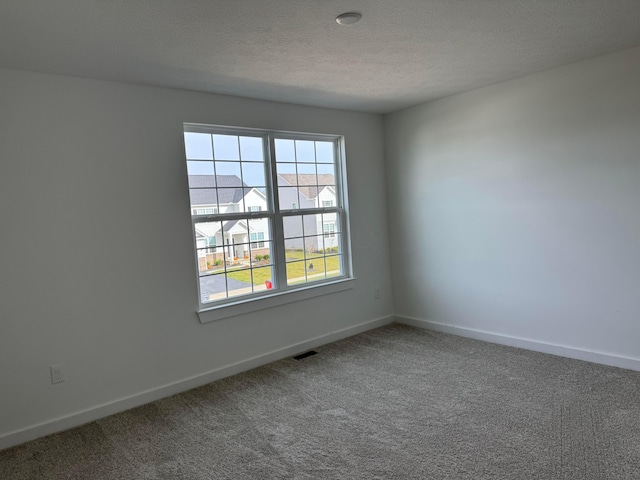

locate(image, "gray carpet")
(2, 324), (640, 479)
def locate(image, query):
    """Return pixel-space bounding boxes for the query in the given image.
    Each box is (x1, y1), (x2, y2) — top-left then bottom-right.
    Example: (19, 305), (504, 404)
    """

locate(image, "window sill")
(197, 277), (356, 324)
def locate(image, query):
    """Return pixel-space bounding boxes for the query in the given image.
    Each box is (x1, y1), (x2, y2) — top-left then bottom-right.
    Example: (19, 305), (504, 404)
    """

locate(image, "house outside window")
(250, 232), (265, 248)
(323, 223), (336, 239)
(193, 207), (218, 215)
(184, 124), (352, 309)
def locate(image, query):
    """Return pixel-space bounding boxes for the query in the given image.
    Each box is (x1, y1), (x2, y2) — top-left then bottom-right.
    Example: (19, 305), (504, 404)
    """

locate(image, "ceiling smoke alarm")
(336, 12), (362, 26)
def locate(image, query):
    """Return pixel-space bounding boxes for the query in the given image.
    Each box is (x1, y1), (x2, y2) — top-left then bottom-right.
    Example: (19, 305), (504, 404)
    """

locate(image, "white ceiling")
(2, 1), (640, 114)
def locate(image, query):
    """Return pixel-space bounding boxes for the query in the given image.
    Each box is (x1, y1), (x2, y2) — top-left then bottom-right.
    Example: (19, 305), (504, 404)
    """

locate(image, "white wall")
(385, 46), (640, 366)
(0, 68), (394, 447)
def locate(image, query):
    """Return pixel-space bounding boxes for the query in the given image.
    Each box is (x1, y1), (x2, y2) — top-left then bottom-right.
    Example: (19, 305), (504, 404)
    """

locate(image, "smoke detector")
(336, 12), (362, 25)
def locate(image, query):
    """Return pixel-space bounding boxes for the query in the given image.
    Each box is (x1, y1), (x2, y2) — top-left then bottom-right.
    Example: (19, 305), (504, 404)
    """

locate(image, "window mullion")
(267, 135), (288, 290)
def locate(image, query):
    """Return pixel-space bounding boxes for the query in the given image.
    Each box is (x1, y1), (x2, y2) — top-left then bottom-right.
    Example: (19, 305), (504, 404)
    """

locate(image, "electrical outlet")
(50, 364), (65, 385)
(373, 288), (381, 300)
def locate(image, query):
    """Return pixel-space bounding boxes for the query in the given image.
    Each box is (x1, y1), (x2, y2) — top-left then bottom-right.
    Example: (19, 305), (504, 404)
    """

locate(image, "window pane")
(224, 262), (274, 297)
(195, 221), (223, 270)
(277, 163), (296, 176)
(250, 241), (272, 267)
(252, 266), (274, 291)
(213, 134), (240, 160)
(304, 235), (325, 259)
(286, 261), (307, 286)
(306, 258), (327, 281)
(283, 215), (303, 239)
(323, 232), (341, 254)
(215, 188), (245, 213)
(197, 248), (225, 273)
(247, 217), (267, 233)
(215, 161), (241, 178)
(222, 219), (248, 240)
(247, 217), (269, 251)
(318, 180), (336, 191)
(279, 187), (299, 210)
(303, 214), (323, 237)
(238, 188), (258, 213)
(295, 140), (315, 163)
(184, 132), (213, 160)
(227, 253), (252, 296)
(200, 273), (228, 303)
(315, 141), (334, 163)
(325, 255), (343, 278)
(275, 139), (295, 162)
(285, 238), (304, 262)
(316, 162), (335, 177)
(239, 136), (264, 161)
(188, 174), (216, 189)
(242, 162), (266, 187)
(190, 189), (218, 212)
(322, 213), (339, 231)
(227, 272), (252, 298)
(187, 161), (214, 176)
(296, 163), (316, 176)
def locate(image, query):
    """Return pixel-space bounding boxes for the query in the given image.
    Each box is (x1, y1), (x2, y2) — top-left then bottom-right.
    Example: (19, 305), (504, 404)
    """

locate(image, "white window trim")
(197, 277), (356, 323)
(184, 124), (354, 319)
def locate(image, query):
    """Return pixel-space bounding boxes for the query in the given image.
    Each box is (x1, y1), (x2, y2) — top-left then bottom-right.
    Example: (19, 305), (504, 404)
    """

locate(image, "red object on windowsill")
(265, 280), (273, 289)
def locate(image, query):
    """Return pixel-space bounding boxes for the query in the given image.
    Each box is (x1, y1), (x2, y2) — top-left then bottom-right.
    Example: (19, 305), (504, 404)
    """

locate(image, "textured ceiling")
(1, 1), (640, 113)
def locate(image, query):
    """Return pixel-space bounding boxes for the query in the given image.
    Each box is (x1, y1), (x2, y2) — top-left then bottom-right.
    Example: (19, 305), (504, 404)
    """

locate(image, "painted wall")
(385, 46), (640, 364)
(0, 68), (394, 446)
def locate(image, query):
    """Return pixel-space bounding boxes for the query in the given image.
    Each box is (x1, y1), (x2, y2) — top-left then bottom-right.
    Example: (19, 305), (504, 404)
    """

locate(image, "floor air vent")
(293, 350), (318, 360)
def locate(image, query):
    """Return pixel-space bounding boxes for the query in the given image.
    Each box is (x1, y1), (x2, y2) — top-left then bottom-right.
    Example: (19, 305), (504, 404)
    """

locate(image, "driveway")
(199, 274), (250, 303)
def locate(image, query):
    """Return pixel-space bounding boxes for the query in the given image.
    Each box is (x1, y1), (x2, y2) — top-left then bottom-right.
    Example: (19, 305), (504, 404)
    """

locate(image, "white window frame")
(184, 124), (355, 323)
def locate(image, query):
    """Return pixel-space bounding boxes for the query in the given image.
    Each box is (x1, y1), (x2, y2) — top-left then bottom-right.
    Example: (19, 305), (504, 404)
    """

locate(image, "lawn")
(226, 250), (341, 285)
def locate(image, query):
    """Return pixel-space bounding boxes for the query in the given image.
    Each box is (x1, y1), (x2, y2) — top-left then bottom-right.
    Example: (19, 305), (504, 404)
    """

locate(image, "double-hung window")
(183, 124), (352, 311)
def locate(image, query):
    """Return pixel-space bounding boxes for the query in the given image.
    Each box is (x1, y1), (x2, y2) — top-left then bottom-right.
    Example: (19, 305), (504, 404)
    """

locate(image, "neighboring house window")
(205, 236), (217, 253)
(184, 124), (352, 309)
(323, 223), (336, 238)
(194, 207), (218, 215)
(250, 232), (265, 248)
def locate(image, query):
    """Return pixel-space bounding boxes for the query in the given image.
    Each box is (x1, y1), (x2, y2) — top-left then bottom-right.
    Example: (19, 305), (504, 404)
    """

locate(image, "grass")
(225, 249), (341, 285)
(227, 265), (272, 285)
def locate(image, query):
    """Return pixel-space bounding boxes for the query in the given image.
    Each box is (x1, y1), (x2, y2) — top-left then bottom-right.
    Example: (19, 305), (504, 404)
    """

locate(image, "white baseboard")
(0, 315), (394, 451)
(395, 315), (640, 372)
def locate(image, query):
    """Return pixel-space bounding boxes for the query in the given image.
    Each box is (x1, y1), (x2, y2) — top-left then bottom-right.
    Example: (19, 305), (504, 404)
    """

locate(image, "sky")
(184, 133), (335, 187)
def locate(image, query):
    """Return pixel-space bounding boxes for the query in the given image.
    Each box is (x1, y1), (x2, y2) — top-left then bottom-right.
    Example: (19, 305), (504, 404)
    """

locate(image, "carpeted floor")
(2, 324), (640, 479)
